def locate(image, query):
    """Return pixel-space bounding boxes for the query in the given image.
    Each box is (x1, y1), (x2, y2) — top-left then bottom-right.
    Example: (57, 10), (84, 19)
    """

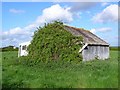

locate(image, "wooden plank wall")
(82, 45), (109, 61)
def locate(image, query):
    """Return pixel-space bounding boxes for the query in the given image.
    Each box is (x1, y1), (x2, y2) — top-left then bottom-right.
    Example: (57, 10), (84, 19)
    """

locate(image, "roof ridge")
(64, 25), (109, 45)
(65, 25), (91, 32)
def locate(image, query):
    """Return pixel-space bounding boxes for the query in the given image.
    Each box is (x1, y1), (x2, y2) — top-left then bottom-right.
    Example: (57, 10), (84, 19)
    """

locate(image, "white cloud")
(9, 8), (25, 14)
(90, 27), (112, 34)
(101, 2), (109, 7)
(90, 28), (96, 34)
(92, 4), (118, 23)
(24, 4), (73, 29)
(2, 4), (73, 47)
(2, 27), (31, 36)
(36, 4), (73, 24)
(24, 23), (37, 31)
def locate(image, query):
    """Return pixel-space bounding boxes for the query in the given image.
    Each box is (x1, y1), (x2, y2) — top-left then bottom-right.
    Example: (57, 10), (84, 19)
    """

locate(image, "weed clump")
(27, 21), (83, 63)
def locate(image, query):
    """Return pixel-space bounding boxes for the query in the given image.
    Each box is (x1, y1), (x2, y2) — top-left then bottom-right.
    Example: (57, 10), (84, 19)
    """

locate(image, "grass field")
(1, 50), (118, 88)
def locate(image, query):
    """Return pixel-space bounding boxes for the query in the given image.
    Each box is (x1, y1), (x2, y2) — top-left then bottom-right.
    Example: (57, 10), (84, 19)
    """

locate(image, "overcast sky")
(1, 2), (119, 47)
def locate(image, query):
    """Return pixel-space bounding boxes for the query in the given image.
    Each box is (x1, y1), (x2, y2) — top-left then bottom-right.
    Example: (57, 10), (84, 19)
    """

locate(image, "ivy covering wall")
(27, 21), (83, 63)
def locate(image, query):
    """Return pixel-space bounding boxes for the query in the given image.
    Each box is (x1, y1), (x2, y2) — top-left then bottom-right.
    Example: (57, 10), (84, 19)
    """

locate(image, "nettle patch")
(25, 21), (83, 63)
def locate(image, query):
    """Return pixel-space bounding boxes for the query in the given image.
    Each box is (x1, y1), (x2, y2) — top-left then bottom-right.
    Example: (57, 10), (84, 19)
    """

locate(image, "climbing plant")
(27, 21), (83, 63)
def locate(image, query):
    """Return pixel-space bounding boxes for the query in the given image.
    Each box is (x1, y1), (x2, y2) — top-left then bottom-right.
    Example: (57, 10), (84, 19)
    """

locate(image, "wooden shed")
(64, 25), (109, 61)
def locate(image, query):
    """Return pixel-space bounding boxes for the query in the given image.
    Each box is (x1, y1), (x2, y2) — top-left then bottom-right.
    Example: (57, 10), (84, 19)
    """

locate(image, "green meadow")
(1, 50), (118, 88)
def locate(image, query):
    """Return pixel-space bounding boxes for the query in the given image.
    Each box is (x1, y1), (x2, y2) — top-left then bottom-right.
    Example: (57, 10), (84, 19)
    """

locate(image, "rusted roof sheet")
(64, 25), (109, 46)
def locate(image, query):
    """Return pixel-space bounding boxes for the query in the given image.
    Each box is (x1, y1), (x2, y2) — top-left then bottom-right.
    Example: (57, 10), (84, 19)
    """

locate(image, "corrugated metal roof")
(64, 25), (109, 46)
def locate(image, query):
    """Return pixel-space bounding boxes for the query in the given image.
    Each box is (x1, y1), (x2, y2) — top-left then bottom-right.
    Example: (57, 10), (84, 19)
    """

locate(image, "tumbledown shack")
(64, 25), (109, 61)
(18, 25), (109, 61)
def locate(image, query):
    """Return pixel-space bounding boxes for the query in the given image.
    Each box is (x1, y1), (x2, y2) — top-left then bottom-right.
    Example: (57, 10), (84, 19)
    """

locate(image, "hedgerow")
(27, 21), (83, 63)
(0, 46), (18, 52)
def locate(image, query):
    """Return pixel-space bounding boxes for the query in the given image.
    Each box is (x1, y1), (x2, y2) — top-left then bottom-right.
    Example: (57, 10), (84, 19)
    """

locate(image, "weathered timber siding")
(82, 45), (109, 61)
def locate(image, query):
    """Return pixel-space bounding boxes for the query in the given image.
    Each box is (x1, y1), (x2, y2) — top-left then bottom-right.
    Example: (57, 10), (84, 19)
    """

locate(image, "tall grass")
(2, 51), (118, 88)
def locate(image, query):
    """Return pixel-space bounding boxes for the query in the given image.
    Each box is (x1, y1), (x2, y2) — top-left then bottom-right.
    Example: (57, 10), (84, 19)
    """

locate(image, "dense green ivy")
(27, 21), (83, 63)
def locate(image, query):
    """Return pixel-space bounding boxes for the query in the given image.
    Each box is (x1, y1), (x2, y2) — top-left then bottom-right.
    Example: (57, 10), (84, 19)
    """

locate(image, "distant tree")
(1, 45), (18, 52)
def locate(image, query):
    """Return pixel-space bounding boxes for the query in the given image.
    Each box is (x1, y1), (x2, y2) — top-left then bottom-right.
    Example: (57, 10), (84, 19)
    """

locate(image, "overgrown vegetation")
(27, 21), (83, 63)
(2, 50), (118, 88)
